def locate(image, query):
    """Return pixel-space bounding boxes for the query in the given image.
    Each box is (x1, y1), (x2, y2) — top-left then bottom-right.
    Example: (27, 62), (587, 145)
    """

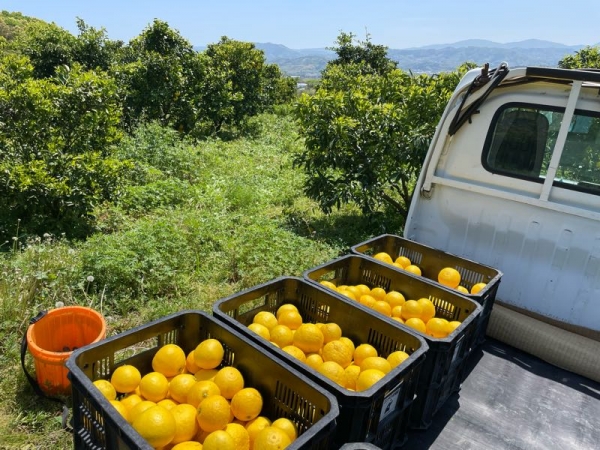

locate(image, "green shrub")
(0, 56), (130, 242)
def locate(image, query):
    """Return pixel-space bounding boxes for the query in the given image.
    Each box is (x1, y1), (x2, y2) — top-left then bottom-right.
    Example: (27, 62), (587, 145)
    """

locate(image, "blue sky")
(3, 1), (599, 49)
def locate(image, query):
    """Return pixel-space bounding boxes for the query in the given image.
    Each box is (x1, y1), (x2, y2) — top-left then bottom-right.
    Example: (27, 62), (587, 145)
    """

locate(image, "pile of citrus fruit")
(246, 304), (412, 392)
(316, 279), (462, 340)
(92, 340), (298, 449)
(372, 252), (487, 295)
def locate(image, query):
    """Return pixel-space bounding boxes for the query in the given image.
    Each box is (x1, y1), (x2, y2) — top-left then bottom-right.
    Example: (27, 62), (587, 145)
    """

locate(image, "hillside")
(243, 39), (592, 78)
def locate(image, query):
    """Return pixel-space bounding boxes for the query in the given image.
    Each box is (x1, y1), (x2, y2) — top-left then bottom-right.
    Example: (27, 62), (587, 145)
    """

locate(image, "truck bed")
(404, 337), (600, 450)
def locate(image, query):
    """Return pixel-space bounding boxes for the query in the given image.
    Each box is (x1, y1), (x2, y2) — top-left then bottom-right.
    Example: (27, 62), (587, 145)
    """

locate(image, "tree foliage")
(0, 55), (132, 241)
(295, 33), (473, 219)
(559, 46), (600, 69)
(0, 14), (297, 241)
(327, 31), (397, 76)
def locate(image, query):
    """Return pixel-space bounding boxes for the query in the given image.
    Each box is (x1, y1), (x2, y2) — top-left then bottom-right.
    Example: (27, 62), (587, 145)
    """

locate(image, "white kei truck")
(402, 63), (600, 449)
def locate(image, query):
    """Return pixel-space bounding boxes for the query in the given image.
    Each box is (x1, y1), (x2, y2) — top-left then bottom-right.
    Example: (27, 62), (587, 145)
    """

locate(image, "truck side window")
(484, 105), (551, 179)
(484, 104), (600, 194)
(556, 112), (600, 193)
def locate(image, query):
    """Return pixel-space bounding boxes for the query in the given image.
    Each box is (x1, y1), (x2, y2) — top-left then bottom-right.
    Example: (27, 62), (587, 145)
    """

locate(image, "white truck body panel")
(405, 65), (600, 332)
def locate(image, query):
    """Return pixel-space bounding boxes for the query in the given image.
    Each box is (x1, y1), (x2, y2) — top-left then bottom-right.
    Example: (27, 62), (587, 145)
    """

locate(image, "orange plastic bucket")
(26, 306), (106, 395)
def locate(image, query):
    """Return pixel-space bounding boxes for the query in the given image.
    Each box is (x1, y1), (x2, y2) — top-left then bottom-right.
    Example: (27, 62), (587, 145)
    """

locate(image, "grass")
(0, 112), (405, 448)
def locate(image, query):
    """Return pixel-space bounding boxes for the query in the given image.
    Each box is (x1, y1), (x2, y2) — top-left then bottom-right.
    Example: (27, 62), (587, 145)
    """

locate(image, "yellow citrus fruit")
(370, 287), (387, 301)
(373, 252), (393, 264)
(344, 285), (362, 300)
(417, 298), (436, 322)
(322, 339), (353, 368)
(471, 282), (487, 294)
(387, 350), (410, 368)
(391, 316), (404, 324)
(186, 380), (221, 408)
(319, 322), (342, 344)
(254, 426), (292, 450)
(456, 285), (469, 294)
(271, 418), (298, 442)
(393, 262), (405, 270)
(317, 361), (347, 387)
(202, 429), (236, 450)
(246, 416), (272, 448)
(129, 400), (156, 424)
(372, 300), (392, 317)
(157, 398), (179, 411)
(401, 300), (423, 320)
(248, 322), (271, 341)
(171, 403), (199, 444)
(93, 379), (116, 401)
(225, 422), (250, 450)
(360, 356), (392, 374)
(213, 366), (245, 400)
(353, 343), (378, 366)
(384, 291), (406, 308)
(339, 337), (355, 355)
(169, 373), (198, 404)
(359, 294), (377, 308)
(110, 365), (142, 394)
(197, 394), (231, 432)
(194, 339), (224, 370)
(109, 400), (129, 422)
(391, 305), (403, 318)
(356, 369), (386, 392)
(132, 405), (176, 448)
(172, 442), (204, 450)
(405, 317), (427, 334)
(277, 310), (303, 330)
(447, 320), (462, 334)
(185, 350), (201, 374)
(319, 280), (337, 290)
(269, 324), (294, 348)
(426, 318), (450, 338)
(355, 284), (371, 296)
(196, 428), (211, 444)
(194, 368), (219, 381)
(120, 393), (143, 413)
(152, 344), (187, 378)
(281, 345), (306, 362)
(253, 311), (279, 331)
(293, 323), (324, 353)
(404, 265), (422, 276)
(276, 304), (298, 319)
(438, 267), (461, 289)
(395, 255), (411, 268)
(305, 353), (324, 370)
(344, 364), (361, 390)
(339, 289), (357, 301)
(139, 371), (169, 402)
(231, 387), (263, 422)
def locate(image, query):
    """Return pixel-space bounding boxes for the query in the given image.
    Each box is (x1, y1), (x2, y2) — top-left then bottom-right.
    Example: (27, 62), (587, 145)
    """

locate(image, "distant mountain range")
(195, 39), (597, 79)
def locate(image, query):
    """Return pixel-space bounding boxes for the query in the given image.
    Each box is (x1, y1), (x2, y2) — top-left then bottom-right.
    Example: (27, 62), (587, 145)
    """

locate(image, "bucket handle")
(20, 310), (71, 431)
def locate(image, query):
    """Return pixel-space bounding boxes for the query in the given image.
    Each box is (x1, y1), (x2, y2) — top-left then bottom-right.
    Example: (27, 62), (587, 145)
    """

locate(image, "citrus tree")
(559, 46), (600, 69)
(0, 55), (131, 242)
(294, 33), (472, 219)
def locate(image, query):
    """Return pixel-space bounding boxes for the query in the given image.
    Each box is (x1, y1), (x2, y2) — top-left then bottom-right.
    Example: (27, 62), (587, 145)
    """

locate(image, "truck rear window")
(483, 104), (600, 194)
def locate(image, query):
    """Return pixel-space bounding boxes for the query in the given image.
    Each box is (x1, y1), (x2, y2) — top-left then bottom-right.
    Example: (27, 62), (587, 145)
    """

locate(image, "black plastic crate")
(351, 234), (502, 346)
(213, 277), (428, 450)
(66, 310), (338, 450)
(303, 255), (482, 430)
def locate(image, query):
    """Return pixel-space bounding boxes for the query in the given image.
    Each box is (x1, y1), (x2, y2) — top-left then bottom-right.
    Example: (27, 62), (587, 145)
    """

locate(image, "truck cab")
(405, 64), (600, 378)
